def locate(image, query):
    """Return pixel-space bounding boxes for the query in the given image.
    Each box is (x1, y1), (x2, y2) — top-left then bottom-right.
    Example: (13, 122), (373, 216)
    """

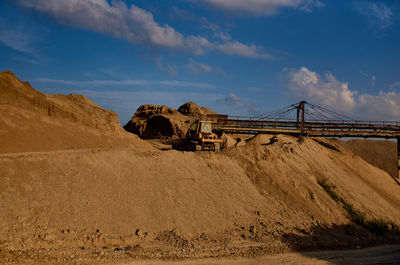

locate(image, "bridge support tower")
(296, 101), (306, 136)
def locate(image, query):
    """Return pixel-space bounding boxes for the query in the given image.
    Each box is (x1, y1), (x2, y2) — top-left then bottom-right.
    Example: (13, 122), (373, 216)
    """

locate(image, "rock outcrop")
(124, 102), (217, 139)
(124, 104), (193, 139)
(178, 101), (217, 118)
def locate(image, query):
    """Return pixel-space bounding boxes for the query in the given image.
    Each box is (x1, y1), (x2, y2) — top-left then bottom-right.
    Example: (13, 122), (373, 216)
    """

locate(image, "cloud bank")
(36, 77), (216, 89)
(15, 0), (271, 59)
(354, 1), (394, 30)
(186, 58), (226, 76)
(284, 67), (400, 120)
(196, 0), (324, 16)
(224, 93), (259, 115)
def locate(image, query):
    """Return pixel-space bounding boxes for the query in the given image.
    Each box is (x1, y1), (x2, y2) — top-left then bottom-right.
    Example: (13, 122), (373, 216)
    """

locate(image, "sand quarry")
(1, 70), (400, 264)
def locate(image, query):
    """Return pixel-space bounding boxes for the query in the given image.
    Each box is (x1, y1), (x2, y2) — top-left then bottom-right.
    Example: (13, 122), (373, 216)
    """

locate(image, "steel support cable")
(278, 109), (296, 119)
(318, 108), (349, 121)
(305, 104), (330, 118)
(308, 111), (326, 121)
(307, 102), (354, 121)
(319, 106), (354, 121)
(308, 105), (333, 120)
(309, 105), (347, 122)
(277, 106), (297, 117)
(267, 103), (304, 119)
(307, 109), (330, 121)
(275, 107), (298, 120)
(306, 111), (333, 131)
(261, 110), (292, 119)
(259, 102), (301, 119)
(260, 106), (292, 117)
(305, 110), (319, 121)
(308, 104), (338, 120)
(305, 108), (325, 121)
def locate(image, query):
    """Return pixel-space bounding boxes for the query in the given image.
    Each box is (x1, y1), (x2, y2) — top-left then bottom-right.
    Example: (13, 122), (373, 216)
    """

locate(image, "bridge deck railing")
(213, 117), (400, 137)
(226, 116), (400, 127)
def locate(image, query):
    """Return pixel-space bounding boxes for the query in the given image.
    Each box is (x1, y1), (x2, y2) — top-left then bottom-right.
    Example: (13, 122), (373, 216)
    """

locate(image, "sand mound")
(0, 70), (148, 153)
(177, 102), (216, 118)
(246, 134), (275, 145)
(124, 104), (192, 139)
(0, 71), (121, 132)
(1, 134), (399, 255)
(1, 72), (400, 261)
(339, 139), (398, 179)
(200, 106), (217, 116)
(220, 133), (236, 148)
(177, 102), (203, 118)
(124, 102), (218, 139)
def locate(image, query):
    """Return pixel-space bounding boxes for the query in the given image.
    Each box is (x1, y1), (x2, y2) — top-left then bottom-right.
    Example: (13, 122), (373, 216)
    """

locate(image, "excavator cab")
(185, 120), (222, 151)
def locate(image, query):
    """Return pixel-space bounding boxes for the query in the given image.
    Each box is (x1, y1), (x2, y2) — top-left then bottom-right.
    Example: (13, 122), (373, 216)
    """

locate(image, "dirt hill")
(1, 71), (400, 263)
(123, 104), (192, 139)
(339, 139), (398, 179)
(0, 70), (148, 153)
(177, 101), (216, 118)
(124, 102), (217, 139)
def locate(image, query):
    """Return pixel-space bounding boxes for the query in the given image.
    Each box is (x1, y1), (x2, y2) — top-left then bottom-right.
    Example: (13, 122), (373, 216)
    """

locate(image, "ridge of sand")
(0, 70), (149, 153)
(1, 135), (399, 254)
(339, 139), (398, 179)
(1, 71), (400, 262)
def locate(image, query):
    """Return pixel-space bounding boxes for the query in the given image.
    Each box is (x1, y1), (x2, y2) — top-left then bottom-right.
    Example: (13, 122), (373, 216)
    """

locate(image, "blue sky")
(1, 0), (400, 124)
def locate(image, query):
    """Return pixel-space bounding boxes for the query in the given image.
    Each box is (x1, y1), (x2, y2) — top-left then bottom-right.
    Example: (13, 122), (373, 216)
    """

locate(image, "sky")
(1, 0), (400, 124)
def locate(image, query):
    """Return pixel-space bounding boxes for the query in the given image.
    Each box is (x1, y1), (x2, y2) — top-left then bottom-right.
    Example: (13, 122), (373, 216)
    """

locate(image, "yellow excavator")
(187, 120), (223, 151)
(173, 119), (223, 151)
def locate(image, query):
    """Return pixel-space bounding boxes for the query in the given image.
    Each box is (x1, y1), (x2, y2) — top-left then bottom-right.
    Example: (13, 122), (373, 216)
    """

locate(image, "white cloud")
(186, 58), (227, 77)
(224, 93), (259, 115)
(0, 18), (46, 62)
(284, 67), (400, 120)
(359, 71), (376, 87)
(187, 58), (212, 73)
(170, 6), (197, 21)
(15, 0), (272, 59)
(0, 24), (34, 54)
(354, 2), (394, 30)
(36, 77), (215, 89)
(371, 75), (376, 87)
(389, 81), (400, 90)
(359, 70), (369, 78)
(225, 93), (246, 107)
(216, 41), (273, 60)
(196, 0), (324, 16)
(285, 67), (356, 113)
(155, 58), (179, 77)
(357, 91), (400, 121)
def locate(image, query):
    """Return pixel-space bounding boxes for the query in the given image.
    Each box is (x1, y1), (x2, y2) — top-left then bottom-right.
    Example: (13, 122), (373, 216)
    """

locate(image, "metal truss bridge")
(212, 101), (400, 139)
(209, 101), (400, 176)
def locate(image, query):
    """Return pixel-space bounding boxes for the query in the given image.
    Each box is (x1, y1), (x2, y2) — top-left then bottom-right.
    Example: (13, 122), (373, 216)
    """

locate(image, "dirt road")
(114, 245), (400, 265)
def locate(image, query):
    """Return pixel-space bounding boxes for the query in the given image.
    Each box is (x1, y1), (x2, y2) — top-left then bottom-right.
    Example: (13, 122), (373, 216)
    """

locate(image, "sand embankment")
(1, 71), (400, 262)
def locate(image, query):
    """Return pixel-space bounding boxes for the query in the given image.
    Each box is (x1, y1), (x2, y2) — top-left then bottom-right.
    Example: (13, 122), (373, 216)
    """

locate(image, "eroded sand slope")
(0, 71), (148, 153)
(0, 71), (399, 262)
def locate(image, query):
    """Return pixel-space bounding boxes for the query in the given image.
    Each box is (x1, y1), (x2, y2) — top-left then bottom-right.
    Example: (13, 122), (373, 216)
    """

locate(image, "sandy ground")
(2, 71), (400, 264)
(339, 139), (398, 179)
(120, 245), (400, 265)
(5, 245), (400, 265)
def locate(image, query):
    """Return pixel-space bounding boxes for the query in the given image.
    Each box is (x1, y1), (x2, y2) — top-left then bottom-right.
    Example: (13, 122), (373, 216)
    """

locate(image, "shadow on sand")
(281, 223), (400, 264)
